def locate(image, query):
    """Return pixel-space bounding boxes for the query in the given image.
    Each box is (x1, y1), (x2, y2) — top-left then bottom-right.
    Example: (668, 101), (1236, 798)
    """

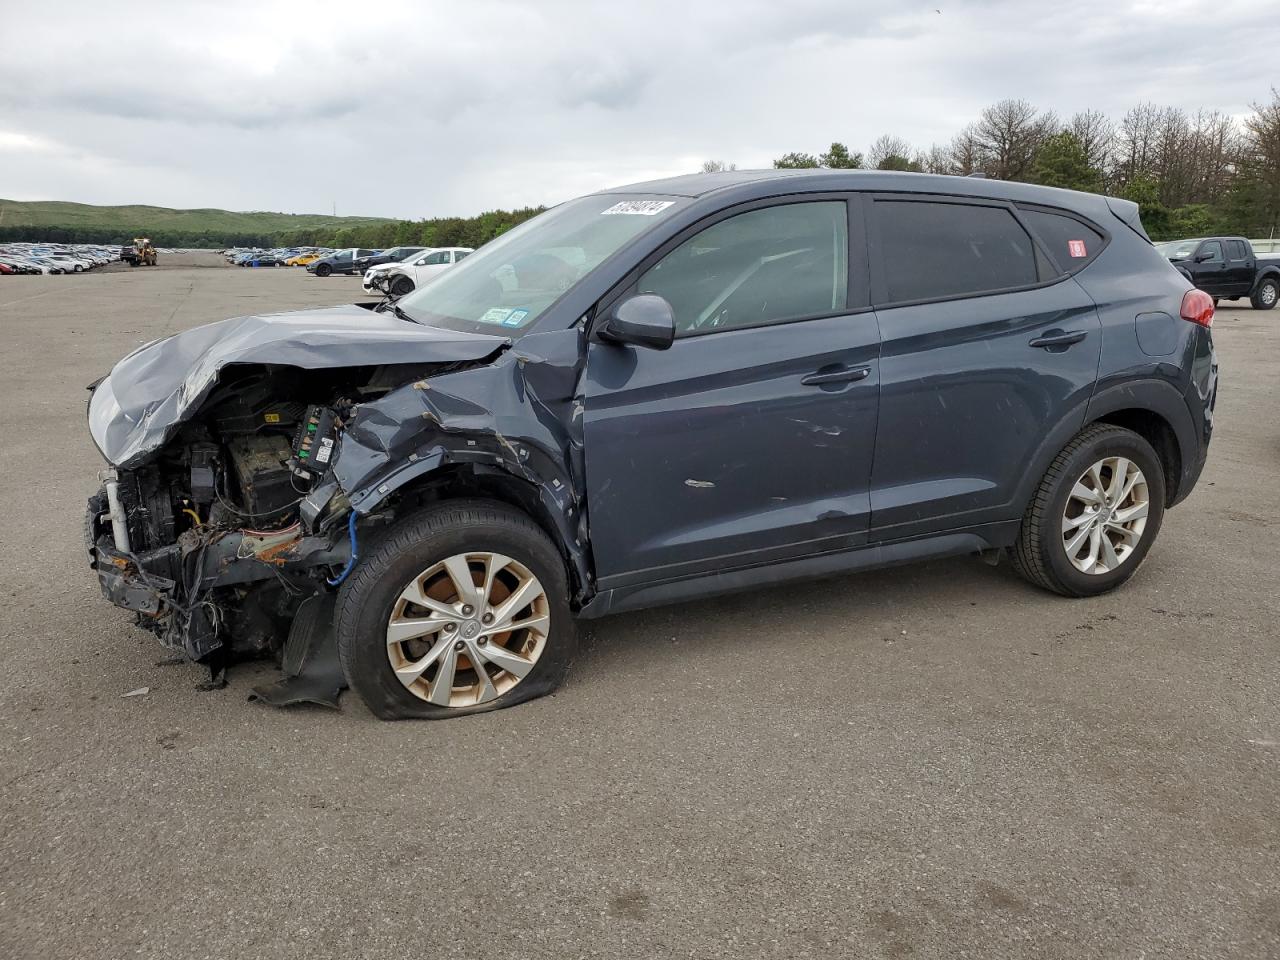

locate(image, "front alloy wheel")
(337, 501), (576, 720)
(1061, 457), (1149, 574)
(386, 552), (550, 707)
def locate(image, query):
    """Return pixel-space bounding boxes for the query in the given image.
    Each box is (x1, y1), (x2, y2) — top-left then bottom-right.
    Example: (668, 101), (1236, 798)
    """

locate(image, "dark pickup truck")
(1156, 236), (1279, 310)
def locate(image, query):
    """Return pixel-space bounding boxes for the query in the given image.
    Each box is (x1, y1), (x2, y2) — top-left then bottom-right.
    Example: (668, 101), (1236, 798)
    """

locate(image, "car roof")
(596, 168), (1125, 219)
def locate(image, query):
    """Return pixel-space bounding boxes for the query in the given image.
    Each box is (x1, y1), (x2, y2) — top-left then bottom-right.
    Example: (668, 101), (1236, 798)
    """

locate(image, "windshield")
(1155, 239), (1201, 260)
(395, 194), (685, 335)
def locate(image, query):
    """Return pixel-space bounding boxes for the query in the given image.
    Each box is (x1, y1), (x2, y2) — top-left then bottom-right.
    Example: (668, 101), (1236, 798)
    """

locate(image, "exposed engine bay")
(88, 365), (416, 682)
(83, 303), (589, 706)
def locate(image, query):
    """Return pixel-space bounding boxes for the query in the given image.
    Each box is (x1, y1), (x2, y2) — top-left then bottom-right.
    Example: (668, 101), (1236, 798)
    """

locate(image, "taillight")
(1181, 289), (1214, 327)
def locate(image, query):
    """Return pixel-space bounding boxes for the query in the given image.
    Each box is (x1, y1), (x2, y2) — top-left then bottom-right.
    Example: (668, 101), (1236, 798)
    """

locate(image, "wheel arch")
(355, 460), (593, 607)
(1084, 379), (1198, 506)
(1253, 266), (1280, 291)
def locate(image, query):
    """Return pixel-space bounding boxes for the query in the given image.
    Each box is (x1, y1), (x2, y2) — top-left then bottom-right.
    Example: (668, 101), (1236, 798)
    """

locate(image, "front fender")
(328, 327), (595, 603)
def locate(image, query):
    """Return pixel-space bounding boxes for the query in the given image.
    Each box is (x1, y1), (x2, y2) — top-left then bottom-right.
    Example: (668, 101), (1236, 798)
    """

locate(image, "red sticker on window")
(1067, 240), (1087, 258)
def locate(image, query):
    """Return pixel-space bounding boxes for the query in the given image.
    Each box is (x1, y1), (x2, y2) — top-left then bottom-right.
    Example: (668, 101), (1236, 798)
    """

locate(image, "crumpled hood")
(88, 303), (509, 468)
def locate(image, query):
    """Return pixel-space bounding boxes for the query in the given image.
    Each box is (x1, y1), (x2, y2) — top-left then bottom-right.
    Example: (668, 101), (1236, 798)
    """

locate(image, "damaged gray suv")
(86, 170), (1217, 719)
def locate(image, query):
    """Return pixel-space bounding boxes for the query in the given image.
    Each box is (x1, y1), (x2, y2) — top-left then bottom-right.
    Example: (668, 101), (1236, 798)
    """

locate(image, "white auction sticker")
(601, 200), (675, 216)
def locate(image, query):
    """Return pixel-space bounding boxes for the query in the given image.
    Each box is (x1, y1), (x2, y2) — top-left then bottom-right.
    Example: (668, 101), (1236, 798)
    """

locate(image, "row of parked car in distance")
(0, 242), (122, 275)
(220, 243), (474, 295)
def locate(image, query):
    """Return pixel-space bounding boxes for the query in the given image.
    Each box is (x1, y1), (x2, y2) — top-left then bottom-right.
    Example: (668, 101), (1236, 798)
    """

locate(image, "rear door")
(1224, 239), (1254, 295)
(866, 195), (1103, 541)
(583, 196), (881, 588)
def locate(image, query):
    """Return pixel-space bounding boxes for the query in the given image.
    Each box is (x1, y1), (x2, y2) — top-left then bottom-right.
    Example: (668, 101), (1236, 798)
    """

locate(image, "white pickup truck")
(362, 247), (474, 296)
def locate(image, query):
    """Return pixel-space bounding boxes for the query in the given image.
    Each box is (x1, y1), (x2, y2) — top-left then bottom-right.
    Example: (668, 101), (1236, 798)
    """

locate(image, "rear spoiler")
(1106, 197), (1151, 243)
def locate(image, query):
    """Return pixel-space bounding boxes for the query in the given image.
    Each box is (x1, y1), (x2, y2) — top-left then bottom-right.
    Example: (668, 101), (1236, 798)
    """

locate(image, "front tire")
(1009, 424), (1166, 597)
(1251, 277), (1278, 310)
(390, 276), (415, 297)
(337, 501), (576, 720)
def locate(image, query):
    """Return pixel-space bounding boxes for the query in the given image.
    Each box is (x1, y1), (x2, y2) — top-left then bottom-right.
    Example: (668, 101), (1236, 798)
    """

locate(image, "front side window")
(421, 251), (452, 266)
(396, 194), (686, 336)
(637, 201), (848, 336)
(1199, 240), (1223, 262)
(875, 200), (1037, 303)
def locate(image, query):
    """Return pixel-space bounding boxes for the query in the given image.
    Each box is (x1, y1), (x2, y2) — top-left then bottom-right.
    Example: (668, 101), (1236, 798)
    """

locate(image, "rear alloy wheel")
(1009, 424), (1165, 597)
(1060, 456), (1150, 575)
(1251, 277), (1278, 310)
(337, 501), (576, 719)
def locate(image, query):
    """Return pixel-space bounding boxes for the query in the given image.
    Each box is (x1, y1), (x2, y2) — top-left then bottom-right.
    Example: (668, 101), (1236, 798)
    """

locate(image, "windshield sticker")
(502, 309), (530, 327)
(478, 307), (514, 325)
(601, 200), (675, 216)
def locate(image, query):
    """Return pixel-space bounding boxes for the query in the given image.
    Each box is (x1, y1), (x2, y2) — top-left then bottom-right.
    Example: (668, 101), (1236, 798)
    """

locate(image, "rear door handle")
(802, 365), (872, 386)
(1029, 329), (1088, 349)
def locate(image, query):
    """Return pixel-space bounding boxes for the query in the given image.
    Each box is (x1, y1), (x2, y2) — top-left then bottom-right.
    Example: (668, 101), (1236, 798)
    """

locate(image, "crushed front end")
(85, 376), (357, 681)
(82, 305), (518, 697)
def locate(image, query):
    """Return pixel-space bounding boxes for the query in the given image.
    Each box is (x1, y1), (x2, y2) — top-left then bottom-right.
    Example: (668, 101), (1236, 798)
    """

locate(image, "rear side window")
(1019, 208), (1105, 271)
(874, 200), (1037, 303)
(1226, 239), (1248, 260)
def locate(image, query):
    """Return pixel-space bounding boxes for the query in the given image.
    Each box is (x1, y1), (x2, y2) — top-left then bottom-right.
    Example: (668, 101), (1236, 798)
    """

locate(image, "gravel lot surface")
(2, 253), (1277, 959)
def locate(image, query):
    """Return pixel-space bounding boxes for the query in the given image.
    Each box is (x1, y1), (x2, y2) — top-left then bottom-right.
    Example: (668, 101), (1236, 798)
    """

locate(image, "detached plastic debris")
(121, 686), (150, 698)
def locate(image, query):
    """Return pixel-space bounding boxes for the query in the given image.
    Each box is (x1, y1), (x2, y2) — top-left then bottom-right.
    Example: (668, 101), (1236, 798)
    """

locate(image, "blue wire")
(326, 511), (359, 587)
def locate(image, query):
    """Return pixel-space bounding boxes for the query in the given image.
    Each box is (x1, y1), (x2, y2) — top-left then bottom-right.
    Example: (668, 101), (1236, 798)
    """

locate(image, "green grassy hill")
(0, 198), (396, 246)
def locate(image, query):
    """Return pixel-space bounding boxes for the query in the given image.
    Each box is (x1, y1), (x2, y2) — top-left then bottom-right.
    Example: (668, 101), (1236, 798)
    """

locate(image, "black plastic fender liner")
(248, 594), (346, 709)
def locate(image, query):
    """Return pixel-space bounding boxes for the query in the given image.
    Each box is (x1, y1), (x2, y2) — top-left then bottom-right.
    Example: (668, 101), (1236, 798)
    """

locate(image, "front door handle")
(1029, 329), (1088, 350)
(802, 365), (872, 386)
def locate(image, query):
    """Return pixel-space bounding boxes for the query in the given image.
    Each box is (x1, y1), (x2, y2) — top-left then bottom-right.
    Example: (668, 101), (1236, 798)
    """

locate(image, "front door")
(865, 195), (1103, 540)
(1191, 239), (1228, 295)
(583, 198), (881, 590)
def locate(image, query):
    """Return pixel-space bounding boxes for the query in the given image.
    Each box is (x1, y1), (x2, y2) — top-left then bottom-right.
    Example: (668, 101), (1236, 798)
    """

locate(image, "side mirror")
(1195, 251), (1214, 262)
(598, 294), (676, 350)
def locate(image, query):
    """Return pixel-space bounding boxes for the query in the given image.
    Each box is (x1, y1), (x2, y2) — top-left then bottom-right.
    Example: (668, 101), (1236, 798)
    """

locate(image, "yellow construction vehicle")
(122, 238), (158, 267)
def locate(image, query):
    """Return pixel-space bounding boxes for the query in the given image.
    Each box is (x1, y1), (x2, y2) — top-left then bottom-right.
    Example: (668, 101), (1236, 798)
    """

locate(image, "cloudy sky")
(0, 0), (1273, 219)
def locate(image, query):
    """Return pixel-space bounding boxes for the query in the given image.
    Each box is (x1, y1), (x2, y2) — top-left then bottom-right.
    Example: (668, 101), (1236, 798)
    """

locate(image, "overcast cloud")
(0, 0), (1275, 218)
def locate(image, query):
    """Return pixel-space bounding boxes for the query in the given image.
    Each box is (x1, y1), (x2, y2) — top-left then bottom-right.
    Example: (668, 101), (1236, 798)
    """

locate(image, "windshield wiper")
(377, 300), (421, 324)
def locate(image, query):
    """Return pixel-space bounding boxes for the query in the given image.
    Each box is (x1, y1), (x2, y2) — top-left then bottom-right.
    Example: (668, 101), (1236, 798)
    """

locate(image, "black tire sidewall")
(316, 263), (332, 277)
(338, 503), (576, 720)
(392, 277), (414, 297)
(1039, 429), (1166, 595)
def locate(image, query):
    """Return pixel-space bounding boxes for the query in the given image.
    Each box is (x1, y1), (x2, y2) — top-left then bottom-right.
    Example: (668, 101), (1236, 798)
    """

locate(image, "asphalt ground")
(1, 253), (1277, 960)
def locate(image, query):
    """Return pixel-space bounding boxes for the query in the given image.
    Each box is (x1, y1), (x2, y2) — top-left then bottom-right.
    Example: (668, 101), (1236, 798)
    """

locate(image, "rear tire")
(1251, 277), (1278, 310)
(337, 501), (576, 720)
(1008, 424), (1166, 597)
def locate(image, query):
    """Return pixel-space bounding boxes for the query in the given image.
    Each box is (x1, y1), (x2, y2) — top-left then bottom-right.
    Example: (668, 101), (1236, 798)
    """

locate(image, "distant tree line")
(0, 206), (547, 250)
(751, 89), (1280, 241)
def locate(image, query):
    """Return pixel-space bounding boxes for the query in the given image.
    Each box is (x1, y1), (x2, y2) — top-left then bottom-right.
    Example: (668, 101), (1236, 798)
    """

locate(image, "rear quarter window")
(1018, 208), (1106, 272)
